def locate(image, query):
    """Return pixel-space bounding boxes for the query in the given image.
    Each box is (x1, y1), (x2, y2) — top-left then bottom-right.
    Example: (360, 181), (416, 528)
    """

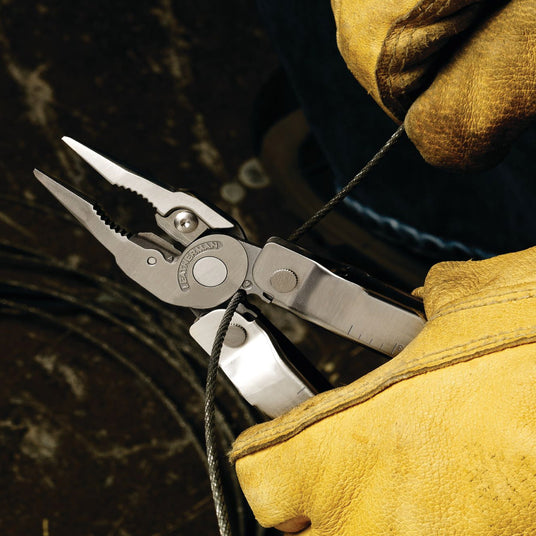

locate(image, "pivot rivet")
(192, 256), (227, 287)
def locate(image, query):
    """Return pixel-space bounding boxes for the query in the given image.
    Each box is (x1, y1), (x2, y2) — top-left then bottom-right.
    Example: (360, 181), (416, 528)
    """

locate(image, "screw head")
(270, 269), (298, 293)
(224, 325), (247, 348)
(174, 210), (199, 233)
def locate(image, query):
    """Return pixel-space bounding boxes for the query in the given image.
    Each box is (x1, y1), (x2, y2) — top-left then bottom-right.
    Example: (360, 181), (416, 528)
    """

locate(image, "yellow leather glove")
(330, 0), (536, 170)
(230, 247), (536, 534)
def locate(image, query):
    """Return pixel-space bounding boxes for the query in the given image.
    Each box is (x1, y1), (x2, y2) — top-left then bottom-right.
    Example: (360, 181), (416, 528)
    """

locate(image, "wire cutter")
(34, 138), (426, 417)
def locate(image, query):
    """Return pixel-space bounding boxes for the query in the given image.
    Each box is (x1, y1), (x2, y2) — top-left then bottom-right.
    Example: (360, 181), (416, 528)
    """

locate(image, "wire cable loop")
(205, 290), (247, 536)
(204, 124), (406, 536)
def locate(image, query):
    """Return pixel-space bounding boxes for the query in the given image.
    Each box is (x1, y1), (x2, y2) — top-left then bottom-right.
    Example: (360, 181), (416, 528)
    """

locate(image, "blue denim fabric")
(257, 0), (536, 259)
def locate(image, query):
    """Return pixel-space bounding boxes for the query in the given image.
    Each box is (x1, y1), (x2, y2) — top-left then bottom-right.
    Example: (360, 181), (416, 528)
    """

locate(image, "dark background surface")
(0, 2), (397, 535)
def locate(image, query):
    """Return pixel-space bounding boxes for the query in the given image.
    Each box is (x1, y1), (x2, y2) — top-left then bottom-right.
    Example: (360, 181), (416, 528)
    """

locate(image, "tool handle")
(189, 305), (331, 418)
(252, 238), (425, 356)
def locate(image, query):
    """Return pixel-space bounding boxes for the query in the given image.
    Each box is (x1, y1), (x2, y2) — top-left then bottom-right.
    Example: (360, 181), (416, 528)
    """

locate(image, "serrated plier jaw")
(34, 138), (258, 309)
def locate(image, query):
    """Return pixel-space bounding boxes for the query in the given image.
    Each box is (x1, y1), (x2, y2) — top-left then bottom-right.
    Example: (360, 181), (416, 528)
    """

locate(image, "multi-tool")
(34, 138), (426, 418)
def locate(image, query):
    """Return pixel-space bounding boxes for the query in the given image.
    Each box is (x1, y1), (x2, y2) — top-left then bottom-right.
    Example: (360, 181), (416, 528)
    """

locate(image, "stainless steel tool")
(35, 138), (426, 418)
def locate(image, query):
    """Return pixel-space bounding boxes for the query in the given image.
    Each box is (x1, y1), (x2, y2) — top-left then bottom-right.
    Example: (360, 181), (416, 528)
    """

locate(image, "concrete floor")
(0, 2), (425, 535)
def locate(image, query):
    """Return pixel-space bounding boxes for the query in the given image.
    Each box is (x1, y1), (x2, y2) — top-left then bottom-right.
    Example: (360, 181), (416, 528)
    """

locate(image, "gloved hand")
(330, 0), (536, 170)
(230, 247), (536, 534)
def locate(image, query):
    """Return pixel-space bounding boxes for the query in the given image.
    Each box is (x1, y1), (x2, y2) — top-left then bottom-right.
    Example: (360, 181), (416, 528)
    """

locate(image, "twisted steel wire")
(204, 290), (246, 536)
(3, 123), (405, 536)
(288, 123), (406, 242)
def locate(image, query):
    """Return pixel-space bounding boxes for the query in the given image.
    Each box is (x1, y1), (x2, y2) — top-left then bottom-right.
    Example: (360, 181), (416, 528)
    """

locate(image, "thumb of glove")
(406, 0), (536, 169)
(332, 0), (536, 170)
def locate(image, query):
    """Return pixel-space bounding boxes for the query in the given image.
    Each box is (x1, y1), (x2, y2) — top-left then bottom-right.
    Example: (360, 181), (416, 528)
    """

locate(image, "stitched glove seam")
(429, 287), (536, 320)
(230, 324), (536, 462)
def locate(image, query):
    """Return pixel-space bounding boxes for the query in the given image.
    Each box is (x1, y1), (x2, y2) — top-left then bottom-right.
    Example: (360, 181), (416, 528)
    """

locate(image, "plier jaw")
(61, 137), (242, 246)
(34, 138), (257, 310)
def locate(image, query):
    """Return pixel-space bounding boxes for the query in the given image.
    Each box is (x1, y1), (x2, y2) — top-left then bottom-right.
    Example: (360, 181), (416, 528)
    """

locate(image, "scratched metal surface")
(0, 2), (391, 535)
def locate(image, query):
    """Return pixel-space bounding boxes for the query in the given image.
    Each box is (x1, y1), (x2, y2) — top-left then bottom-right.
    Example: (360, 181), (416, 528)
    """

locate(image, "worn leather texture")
(231, 246), (536, 534)
(331, 0), (536, 170)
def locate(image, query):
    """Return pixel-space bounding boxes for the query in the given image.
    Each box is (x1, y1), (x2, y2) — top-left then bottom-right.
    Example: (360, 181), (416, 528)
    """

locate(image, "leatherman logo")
(178, 240), (222, 291)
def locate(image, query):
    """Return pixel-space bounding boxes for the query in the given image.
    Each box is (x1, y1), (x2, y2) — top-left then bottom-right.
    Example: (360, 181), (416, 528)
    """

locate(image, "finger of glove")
(405, 0), (536, 170)
(233, 424), (321, 530)
(234, 409), (375, 533)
